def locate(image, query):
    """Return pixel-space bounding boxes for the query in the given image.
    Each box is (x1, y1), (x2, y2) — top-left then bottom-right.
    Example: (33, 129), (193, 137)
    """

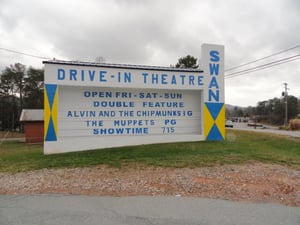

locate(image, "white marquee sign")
(44, 44), (224, 154)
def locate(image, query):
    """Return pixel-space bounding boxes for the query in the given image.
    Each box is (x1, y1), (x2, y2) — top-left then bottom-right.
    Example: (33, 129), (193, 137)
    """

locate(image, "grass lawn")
(0, 130), (299, 173)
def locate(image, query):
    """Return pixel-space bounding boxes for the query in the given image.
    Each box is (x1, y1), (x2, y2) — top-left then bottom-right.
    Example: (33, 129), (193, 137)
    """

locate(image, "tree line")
(0, 63), (43, 130)
(226, 96), (300, 125)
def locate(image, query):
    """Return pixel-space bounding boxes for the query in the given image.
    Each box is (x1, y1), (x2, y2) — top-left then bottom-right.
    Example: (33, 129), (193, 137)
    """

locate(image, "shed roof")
(20, 109), (44, 121)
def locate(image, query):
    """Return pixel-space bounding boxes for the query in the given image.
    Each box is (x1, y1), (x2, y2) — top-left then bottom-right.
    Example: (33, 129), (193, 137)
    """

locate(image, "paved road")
(0, 195), (299, 225)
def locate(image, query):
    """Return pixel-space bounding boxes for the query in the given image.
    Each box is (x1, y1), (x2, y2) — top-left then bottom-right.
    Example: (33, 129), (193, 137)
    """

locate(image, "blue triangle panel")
(205, 102), (224, 120)
(206, 124), (224, 141)
(45, 84), (57, 109)
(45, 117), (57, 141)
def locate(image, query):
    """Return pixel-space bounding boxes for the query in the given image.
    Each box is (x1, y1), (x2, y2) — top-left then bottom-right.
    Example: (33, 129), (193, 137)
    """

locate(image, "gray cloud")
(0, 0), (299, 106)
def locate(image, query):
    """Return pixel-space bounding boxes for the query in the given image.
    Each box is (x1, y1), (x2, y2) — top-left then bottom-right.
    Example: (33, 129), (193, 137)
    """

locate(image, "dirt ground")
(0, 163), (299, 206)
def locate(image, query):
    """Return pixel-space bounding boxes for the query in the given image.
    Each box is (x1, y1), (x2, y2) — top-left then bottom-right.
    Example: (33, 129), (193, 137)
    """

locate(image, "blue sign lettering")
(99, 70), (107, 82)
(209, 76), (219, 88)
(210, 50), (220, 62)
(70, 69), (77, 80)
(208, 89), (219, 102)
(57, 69), (65, 80)
(209, 63), (219, 75)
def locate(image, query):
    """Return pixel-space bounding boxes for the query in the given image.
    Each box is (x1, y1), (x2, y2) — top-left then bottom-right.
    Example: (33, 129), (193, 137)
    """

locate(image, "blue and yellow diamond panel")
(204, 102), (225, 140)
(44, 84), (58, 141)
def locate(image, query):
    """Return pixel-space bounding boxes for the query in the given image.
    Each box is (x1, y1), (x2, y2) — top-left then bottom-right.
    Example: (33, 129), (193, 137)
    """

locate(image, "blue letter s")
(210, 50), (220, 62)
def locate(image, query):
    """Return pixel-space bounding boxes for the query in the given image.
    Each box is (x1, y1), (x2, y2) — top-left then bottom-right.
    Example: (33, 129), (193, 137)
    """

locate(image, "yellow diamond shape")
(204, 104), (215, 139)
(215, 105), (225, 139)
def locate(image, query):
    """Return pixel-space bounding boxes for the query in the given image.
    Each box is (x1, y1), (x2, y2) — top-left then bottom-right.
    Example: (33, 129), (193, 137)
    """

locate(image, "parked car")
(225, 120), (234, 128)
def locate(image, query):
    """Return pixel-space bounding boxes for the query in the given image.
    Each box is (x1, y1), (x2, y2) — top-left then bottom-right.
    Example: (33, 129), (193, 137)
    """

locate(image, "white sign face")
(44, 44), (224, 154)
(59, 86), (202, 138)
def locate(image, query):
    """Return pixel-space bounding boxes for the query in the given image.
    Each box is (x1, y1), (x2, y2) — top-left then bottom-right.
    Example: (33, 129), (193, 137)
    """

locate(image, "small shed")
(20, 109), (44, 143)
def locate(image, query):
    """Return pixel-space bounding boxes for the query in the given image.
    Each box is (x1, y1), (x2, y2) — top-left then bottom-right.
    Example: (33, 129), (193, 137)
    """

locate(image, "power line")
(0, 47), (51, 60)
(226, 54), (300, 77)
(225, 44), (300, 72)
(225, 54), (300, 79)
(225, 57), (300, 79)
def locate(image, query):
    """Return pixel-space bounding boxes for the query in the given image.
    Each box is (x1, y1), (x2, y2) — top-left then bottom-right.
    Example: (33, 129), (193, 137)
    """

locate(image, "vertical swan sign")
(43, 44), (224, 154)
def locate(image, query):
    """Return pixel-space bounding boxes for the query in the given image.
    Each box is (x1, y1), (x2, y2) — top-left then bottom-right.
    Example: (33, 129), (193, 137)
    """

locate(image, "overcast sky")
(0, 0), (299, 106)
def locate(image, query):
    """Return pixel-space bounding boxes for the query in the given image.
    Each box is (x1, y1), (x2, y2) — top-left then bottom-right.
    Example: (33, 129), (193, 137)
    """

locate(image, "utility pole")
(283, 82), (288, 126)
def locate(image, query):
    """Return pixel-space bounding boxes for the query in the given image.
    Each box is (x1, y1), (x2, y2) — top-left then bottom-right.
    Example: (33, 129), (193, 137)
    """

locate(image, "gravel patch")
(0, 163), (299, 206)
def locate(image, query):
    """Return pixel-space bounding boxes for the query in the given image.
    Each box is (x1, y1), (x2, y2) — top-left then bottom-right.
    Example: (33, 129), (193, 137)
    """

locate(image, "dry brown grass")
(0, 131), (25, 139)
